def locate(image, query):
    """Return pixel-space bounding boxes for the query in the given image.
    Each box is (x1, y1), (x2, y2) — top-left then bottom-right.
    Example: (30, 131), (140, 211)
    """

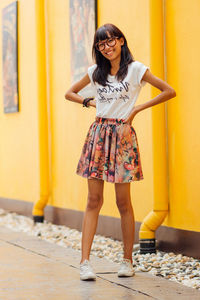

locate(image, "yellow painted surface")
(0, 0), (39, 202)
(165, 0), (200, 230)
(139, 0), (168, 240)
(149, 0), (168, 211)
(0, 0), (199, 233)
(32, 0), (49, 216)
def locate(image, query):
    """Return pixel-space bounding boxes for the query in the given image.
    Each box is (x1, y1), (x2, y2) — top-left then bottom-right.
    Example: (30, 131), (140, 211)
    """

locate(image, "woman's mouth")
(104, 50), (113, 56)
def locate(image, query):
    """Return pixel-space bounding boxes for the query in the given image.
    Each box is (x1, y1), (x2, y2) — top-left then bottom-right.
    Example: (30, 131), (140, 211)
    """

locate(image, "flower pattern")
(76, 117), (144, 183)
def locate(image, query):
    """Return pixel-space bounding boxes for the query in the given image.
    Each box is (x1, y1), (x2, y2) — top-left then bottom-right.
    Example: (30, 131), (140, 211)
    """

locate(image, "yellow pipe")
(139, 0), (168, 247)
(140, 211), (168, 240)
(32, 0), (49, 220)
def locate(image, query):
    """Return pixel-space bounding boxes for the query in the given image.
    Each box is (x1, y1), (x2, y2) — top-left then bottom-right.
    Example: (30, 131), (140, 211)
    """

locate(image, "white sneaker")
(117, 258), (135, 277)
(80, 260), (96, 281)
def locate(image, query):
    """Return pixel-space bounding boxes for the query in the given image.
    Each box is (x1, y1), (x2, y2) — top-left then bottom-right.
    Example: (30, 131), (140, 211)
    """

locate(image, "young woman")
(65, 23), (176, 281)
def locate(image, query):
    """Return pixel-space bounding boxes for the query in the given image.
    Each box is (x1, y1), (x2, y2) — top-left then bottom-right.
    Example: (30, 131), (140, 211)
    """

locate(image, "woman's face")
(98, 32), (124, 62)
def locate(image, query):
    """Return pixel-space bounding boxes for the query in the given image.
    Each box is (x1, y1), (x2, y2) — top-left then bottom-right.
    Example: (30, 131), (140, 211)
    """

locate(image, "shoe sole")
(80, 276), (96, 281)
(118, 272), (135, 277)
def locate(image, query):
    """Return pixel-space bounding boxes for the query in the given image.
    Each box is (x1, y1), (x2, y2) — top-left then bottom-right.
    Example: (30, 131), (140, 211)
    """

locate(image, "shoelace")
(120, 259), (133, 270)
(81, 260), (88, 266)
(80, 260), (93, 271)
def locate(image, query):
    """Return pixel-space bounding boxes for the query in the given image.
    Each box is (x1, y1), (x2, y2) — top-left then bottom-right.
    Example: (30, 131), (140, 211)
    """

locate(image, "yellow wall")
(0, 0), (200, 233)
(0, 0), (39, 202)
(165, 0), (200, 230)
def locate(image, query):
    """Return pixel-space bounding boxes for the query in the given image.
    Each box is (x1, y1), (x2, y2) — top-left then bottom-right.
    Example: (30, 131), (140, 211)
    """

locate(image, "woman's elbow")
(64, 91), (71, 100)
(172, 89), (176, 98)
(168, 88), (176, 99)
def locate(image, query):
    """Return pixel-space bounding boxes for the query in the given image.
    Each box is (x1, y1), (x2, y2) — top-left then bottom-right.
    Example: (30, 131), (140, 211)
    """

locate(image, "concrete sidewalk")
(0, 226), (199, 300)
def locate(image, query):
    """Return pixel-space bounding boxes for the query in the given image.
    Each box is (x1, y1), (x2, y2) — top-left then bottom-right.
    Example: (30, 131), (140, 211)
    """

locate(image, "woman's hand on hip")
(124, 106), (140, 124)
(89, 99), (96, 108)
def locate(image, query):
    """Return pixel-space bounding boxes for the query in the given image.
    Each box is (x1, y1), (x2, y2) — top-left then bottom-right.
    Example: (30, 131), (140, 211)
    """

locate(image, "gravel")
(0, 208), (199, 290)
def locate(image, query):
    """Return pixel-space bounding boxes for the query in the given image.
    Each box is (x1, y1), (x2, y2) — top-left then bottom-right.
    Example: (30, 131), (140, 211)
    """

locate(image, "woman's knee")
(116, 197), (131, 214)
(87, 193), (103, 210)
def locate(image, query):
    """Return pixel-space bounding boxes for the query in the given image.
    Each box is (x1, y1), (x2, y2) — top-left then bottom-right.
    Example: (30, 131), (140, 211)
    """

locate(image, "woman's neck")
(110, 57), (121, 75)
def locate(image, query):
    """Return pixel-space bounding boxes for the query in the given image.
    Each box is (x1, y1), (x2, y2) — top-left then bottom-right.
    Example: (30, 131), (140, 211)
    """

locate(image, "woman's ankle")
(80, 257), (90, 264)
(123, 256), (133, 263)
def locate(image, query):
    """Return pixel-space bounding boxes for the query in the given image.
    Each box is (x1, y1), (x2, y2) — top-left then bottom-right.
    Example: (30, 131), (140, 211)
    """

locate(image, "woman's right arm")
(64, 73), (96, 107)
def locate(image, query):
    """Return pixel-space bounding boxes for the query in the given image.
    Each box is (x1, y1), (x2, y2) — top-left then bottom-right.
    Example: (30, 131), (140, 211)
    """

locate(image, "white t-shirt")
(88, 60), (149, 119)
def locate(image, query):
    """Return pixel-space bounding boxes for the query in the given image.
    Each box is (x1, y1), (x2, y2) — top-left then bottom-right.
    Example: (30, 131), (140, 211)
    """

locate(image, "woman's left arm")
(124, 69), (176, 123)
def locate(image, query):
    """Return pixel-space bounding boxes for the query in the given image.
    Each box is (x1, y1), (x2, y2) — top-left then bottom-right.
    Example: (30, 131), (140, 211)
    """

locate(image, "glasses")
(95, 37), (119, 51)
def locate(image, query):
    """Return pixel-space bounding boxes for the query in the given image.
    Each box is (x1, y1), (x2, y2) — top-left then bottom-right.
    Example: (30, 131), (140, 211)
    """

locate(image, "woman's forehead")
(96, 30), (113, 41)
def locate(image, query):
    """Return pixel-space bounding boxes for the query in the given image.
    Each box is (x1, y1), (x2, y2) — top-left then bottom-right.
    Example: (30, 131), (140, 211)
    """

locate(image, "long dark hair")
(92, 24), (134, 86)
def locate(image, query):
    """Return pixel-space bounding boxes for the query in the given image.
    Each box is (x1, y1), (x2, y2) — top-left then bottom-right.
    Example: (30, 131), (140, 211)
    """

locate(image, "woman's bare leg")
(115, 183), (134, 262)
(80, 178), (104, 263)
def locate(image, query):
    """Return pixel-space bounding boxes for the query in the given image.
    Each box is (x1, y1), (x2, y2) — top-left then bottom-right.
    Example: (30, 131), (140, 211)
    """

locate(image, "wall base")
(0, 197), (200, 259)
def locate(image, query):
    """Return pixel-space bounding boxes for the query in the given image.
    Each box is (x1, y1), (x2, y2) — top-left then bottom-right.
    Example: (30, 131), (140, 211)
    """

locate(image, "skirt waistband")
(95, 117), (125, 125)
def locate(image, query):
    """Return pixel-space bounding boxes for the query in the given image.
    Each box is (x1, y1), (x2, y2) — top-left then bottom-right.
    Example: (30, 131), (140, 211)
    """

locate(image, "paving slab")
(0, 226), (199, 300)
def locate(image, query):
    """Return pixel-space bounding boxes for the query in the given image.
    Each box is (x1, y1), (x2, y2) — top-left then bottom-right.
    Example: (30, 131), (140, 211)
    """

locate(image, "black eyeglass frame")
(95, 36), (120, 51)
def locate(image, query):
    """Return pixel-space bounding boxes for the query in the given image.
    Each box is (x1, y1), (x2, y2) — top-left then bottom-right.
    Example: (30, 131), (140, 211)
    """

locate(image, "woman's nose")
(104, 43), (111, 50)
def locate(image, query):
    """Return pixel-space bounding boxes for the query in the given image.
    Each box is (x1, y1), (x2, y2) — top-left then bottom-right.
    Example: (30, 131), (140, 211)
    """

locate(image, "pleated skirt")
(76, 117), (144, 183)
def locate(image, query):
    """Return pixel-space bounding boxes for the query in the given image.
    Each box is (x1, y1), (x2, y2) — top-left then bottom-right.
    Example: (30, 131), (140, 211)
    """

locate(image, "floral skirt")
(76, 117), (144, 183)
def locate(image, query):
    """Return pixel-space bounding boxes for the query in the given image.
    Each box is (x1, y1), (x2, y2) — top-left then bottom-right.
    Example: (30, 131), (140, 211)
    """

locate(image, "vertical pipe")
(139, 0), (168, 253)
(32, 0), (49, 222)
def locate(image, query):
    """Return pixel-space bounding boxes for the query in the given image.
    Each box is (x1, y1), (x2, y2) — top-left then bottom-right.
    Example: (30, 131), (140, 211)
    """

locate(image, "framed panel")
(2, 1), (19, 113)
(69, 0), (97, 93)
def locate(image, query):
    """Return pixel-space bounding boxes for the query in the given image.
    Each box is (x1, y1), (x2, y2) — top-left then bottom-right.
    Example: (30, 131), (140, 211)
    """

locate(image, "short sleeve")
(87, 64), (97, 86)
(136, 61), (149, 87)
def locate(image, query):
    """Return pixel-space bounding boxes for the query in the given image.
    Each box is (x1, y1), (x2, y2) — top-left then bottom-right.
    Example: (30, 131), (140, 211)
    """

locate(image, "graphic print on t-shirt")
(97, 81), (130, 104)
